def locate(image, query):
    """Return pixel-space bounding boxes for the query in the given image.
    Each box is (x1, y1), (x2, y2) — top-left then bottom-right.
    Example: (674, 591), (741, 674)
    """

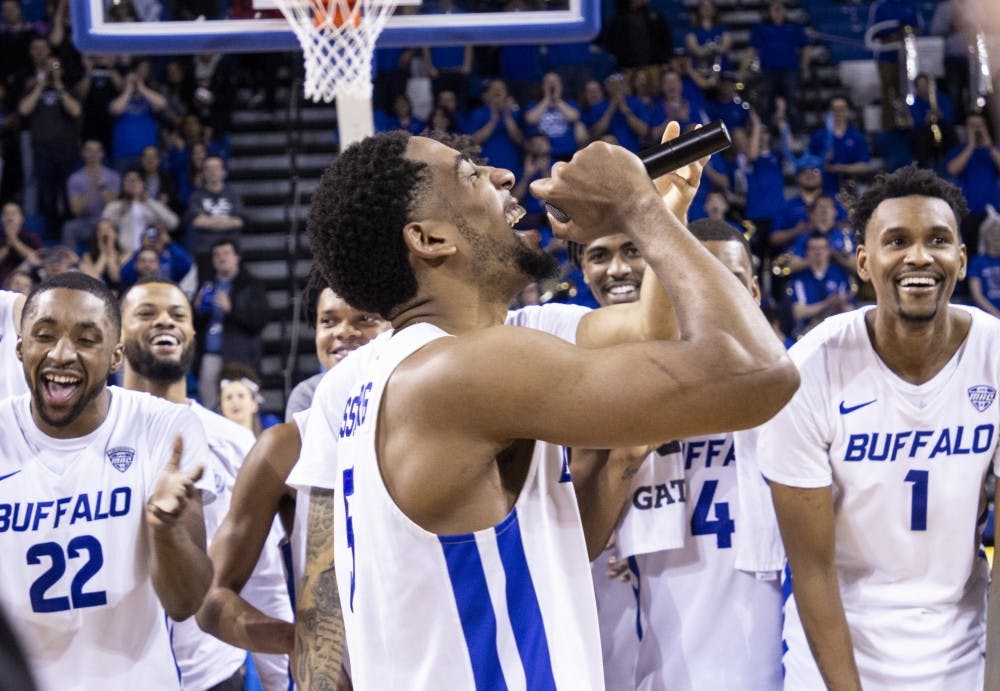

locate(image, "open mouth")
(604, 283), (640, 303)
(505, 200), (526, 228)
(149, 332), (181, 353)
(896, 275), (939, 293)
(41, 373), (82, 406)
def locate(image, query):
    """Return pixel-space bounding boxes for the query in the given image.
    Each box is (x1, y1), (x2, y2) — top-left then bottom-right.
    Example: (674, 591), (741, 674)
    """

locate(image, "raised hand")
(147, 436), (204, 528)
(654, 121), (708, 222)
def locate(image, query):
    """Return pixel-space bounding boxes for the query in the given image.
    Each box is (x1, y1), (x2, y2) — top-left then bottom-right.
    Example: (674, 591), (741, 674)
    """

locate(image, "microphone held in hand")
(544, 120), (732, 223)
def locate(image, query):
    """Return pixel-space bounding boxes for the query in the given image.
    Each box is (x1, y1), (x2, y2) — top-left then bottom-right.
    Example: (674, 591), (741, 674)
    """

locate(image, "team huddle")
(0, 123), (998, 691)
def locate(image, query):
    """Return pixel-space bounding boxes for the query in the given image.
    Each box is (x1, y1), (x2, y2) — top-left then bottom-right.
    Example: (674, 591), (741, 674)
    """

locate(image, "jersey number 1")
(904, 469), (928, 531)
(27, 535), (107, 613)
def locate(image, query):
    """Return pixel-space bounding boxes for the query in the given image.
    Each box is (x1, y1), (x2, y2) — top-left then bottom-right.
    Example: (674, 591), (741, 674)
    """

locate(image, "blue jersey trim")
(495, 510), (557, 691)
(439, 534), (509, 691)
(628, 555), (643, 641)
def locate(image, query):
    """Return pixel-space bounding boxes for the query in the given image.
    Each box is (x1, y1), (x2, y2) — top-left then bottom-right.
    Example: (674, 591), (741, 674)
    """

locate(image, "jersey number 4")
(27, 535), (107, 613)
(690, 480), (735, 548)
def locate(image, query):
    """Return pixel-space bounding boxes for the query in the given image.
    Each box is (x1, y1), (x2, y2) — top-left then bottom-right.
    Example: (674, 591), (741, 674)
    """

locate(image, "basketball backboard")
(71, 0), (601, 54)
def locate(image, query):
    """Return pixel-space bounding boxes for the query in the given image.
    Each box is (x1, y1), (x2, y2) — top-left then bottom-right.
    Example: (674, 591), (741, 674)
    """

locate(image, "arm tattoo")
(294, 489), (345, 691)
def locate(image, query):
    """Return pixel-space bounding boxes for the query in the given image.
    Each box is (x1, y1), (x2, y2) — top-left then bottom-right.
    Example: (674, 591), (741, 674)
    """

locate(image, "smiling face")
(121, 282), (196, 384)
(580, 234), (646, 306)
(404, 136), (559, 296)
(857, 195), (966, 324)
(17, 289), (122, 437)
(315, 288), (387, 369)
(220, 379), (258, 430)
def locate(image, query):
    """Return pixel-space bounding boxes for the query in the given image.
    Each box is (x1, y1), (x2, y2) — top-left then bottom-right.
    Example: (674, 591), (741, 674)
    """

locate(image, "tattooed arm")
(294, 488), (348, 690)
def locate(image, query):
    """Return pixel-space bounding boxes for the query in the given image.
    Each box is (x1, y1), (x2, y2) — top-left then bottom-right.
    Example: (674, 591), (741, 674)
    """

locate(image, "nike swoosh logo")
(839, 399), (877, 415)
(0, 470), (21, 482)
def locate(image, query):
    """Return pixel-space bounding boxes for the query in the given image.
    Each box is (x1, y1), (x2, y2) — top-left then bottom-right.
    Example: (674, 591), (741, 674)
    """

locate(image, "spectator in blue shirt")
(109, 60), (166, 171)
(969, 207), (1000, 318)
(685, 0), (732, 77)
(119, 224), (193, 288)
(524, 72), (586, 161)
(789, 195), (856, 273)
(511, 134), (553, 229)
(789, 232), (854, 336)
(422, 44), (472, 102)
(946, 113), (1000, 254)
(808, 96), (871, 196)
(582, 72), (650, 153)
(770, 155), (846, 251)
(650, 68), (706, 142)
(707, 72), (750, 132)
(464, 79), (524, 177)
(749, 0), (811, 129)
(375, 93), (426, 135)
(745, 110), (787, 243)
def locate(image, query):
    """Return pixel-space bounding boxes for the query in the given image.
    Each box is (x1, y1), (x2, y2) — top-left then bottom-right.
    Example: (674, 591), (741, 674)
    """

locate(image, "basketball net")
(272, 0), (399, 146)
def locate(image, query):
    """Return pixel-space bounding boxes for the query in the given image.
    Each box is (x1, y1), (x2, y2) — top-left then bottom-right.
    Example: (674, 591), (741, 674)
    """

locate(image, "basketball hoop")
(272, 0), (403, 104)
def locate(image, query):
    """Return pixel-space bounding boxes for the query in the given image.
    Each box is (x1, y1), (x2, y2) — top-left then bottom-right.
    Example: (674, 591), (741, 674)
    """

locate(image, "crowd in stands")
(1, 0), (1000, 410)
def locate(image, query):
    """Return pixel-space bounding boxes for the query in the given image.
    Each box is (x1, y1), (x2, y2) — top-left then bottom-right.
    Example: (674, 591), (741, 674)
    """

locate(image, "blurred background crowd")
(1, 0), (999, 419)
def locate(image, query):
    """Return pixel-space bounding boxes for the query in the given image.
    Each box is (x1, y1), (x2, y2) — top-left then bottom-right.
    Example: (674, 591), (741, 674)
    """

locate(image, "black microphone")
(544, 120), (732, 223)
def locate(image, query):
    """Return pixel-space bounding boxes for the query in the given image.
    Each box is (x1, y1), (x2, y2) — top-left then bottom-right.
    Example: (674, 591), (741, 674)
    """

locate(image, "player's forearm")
(295, 488), (345, 690)
(149, 521), (213, 620)
(793, 573), (863, 691)
(572, 448), (643, 559)
(626, 196), (797, 411)
(198, 587), (294, 653)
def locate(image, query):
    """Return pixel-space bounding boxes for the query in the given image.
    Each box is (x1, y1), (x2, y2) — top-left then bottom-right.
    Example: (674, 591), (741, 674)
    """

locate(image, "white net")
(272, 0), (400, 103)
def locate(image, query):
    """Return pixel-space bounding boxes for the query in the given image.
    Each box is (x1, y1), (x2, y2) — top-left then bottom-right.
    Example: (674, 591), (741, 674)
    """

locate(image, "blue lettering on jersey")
(559, 447), (572, 483)
(843, 425), (995, 462)
(684, 437), (735, 470)
(632, 479), (687, 509)
(0, 488), (131, 533)
(968, 385), (996, 413)
(339, 382), (373, 439)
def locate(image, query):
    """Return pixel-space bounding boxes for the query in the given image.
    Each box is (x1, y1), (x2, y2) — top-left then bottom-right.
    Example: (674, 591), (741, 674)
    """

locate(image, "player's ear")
(15, 337), (22, 362)
(750, 276), (761, 306)
(957, 242), (967, 281)
(402, 221), (458, 261)
(109, 342), (124, 374)
(856, 244), (871, 283)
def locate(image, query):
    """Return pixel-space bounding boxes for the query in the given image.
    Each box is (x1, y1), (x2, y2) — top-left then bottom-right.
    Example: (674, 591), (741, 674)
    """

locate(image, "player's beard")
(457, 218), (560, 294)
(124, 338), (196, 384)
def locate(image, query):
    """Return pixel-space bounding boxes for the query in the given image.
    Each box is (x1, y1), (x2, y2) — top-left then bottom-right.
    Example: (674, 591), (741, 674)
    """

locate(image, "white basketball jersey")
(0, 290), (28, 400)
(759, 306), (999, 690)
(169, 403), (251, 690)
(633, 432), (783, 691)
(333, 323), (604, 690)
(191, 402), (293, 691)
(0, 387), (213, 691)
(287, 408), (311, 599)
(591, 547), (640, 691)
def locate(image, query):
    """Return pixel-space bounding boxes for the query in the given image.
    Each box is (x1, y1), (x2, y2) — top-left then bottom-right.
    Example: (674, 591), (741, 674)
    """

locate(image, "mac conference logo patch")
(107, 446), (136, 473)
(968, 386), (996, 413)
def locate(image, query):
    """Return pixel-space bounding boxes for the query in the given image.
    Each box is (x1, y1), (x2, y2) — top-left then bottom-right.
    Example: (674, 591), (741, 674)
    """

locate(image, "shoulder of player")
(190, 400), (256, 451)
(112, 387), (205, 437)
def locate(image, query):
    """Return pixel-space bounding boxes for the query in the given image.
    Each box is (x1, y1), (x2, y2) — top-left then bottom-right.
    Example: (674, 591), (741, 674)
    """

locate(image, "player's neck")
(32, 387), (112, 440)
(865, 306), (970, 385)
(122, 365), (187, 404)
(390, 284), (512, 335)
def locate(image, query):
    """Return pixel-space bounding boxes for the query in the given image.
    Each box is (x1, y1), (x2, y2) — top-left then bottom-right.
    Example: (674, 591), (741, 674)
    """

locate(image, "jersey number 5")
(27, 535), (107, 613)
(690, 480), (735, 548)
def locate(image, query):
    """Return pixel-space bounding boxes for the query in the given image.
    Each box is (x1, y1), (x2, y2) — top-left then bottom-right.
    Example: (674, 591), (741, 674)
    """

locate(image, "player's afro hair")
(307, 131), (430, 319)
(849, 164), (968, 244)
(24, 271), (121, 340)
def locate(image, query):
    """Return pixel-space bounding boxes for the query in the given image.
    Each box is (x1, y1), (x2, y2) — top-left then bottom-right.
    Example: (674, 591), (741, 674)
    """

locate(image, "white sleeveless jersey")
(0, 290), (28, 400)
(758, 306), (999, 689)
(633, 432), (783, 691)
(191, 402), (293, 691)
(332, 323), (604, 690)
(169, 403), (251, 690)
(591, 547), (640, 691)
(0, 387), (214, 691)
